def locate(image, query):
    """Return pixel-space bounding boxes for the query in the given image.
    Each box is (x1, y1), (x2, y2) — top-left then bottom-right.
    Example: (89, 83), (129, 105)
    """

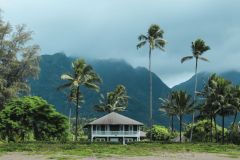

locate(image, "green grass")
(0, 142), (239, 158)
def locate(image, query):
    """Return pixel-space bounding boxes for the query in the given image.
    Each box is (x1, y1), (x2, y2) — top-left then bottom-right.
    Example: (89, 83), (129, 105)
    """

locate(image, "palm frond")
(198, 56), (209, 62)
(181, 56), (193, 63)
(136, 41), (146, 49)
(138, 34), (148, 41)
(61, 74), (74, 80)
(57, 82), (72, 90)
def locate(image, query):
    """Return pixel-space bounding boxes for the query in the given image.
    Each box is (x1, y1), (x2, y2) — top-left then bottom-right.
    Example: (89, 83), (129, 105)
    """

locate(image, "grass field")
(0, 142), (240, 158)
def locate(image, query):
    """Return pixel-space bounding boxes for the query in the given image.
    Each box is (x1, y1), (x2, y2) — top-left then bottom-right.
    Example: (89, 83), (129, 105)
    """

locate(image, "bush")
(0, 96), (70, 142)
(228, 124), (240, 144)
(184, 119), (226, 142)
(146, 125), (176, 141)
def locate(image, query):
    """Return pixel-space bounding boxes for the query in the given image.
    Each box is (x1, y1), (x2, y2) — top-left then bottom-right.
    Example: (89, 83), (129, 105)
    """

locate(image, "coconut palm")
(95, 85), (128, 113)
(65, 87), (84, 133)
(58, 59), (101, 141)
(172, 91), (194, 143)
(137, 24), (166, 139)
(181, 39), (210, 141)
(159, 94), (176, 132)
(199, 74), (220, 142)
(231, 85), (240, 127)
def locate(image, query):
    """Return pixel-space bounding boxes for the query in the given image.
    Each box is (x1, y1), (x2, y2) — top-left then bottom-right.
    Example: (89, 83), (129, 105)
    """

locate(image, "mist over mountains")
(29, 53), (240, 126)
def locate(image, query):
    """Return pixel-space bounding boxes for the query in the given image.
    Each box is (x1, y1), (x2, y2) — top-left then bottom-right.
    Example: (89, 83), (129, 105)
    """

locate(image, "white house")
(85, 112), (145, 144)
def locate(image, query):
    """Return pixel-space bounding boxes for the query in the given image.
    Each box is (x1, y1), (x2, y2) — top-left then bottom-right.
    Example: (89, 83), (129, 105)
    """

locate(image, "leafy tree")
(0, 96), (69, 142)
(146, 125), (176, 141)
(59, 59), (101, 141)
(181, 39), (210, 141)
(95, 85), (128, 113)
(184, 120), (225, 142)
(0, 15), (40, 110)
(137, 24), (166, 140)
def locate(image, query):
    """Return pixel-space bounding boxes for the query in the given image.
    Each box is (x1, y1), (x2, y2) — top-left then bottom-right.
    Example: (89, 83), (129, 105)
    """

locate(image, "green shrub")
(228, 124), (240, 144)
(0, 96), (70, 142)
(146, 125), (175, 141)
(184, 119), (226, 142)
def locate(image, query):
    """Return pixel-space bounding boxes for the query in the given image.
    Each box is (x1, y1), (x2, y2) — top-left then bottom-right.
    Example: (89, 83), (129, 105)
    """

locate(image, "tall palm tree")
(95, 85), (128, 113)
(137, 24), (166, 140)
(172, 91), (194, 143)
(181, 39), (210, 141)
(58, 59), (101, 141)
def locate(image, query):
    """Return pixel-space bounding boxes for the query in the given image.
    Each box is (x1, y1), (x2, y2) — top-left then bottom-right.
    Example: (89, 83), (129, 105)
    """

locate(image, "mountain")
(172, 71), (240, 95)
(29, 53), (171, 125)
(172, 70), (240, 126)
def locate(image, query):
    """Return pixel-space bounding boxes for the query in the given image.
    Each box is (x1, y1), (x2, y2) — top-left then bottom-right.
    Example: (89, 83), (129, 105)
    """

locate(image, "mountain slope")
(29, 53), (171, 125)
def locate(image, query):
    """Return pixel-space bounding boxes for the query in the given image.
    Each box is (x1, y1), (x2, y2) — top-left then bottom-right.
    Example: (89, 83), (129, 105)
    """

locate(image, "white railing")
(92, 131), (138, 136)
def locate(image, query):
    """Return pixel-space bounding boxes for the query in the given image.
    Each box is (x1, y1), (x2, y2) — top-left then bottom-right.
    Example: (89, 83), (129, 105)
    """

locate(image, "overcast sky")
(0, 0), (239, 87)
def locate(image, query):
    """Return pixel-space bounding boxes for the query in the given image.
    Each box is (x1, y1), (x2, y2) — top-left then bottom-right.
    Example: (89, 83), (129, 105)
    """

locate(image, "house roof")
(87, 112), (144, 126)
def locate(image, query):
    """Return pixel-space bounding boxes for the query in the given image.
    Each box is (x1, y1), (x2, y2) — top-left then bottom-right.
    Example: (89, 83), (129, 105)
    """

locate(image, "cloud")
(0, 0), (239, 87)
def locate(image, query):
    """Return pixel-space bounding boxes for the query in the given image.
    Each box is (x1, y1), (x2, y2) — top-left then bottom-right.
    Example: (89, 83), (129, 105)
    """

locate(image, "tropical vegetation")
(94, 85), (128, 113)
(137, 24), (166, 140)
(58, 59), (101, 141)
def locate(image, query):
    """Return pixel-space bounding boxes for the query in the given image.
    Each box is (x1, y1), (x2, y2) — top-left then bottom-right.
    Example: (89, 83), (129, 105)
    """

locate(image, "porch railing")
(92, 131), (138, 135)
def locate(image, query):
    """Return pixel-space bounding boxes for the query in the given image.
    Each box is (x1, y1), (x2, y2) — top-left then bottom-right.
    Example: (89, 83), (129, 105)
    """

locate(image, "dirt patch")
(0, 152), (239, 160)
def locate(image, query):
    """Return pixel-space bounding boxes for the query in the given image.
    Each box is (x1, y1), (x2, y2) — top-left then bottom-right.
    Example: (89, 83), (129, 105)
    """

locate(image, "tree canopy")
(0, 96), (69, 142)
(0, 16), (40, 110)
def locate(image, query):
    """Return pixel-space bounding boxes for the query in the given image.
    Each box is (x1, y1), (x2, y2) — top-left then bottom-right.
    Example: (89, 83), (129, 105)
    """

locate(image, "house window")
(101, 125), (105, 131)
(96, 125), (101, 131)
(129, 125), (133, 131)
(125, 125), (129, 131)
(93, 125), (96, 131)
(133, 125), (137, 131)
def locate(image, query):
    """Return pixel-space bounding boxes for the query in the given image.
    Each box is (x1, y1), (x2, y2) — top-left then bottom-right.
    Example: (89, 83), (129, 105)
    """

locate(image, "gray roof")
(87, 112), (144, 125)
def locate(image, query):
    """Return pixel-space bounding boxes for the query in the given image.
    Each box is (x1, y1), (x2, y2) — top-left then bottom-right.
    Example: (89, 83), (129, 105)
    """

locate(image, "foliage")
(0, 16), (40, 110)
(228, 124), (240, 145)
(0, 96), (69, 142)
(59, 59), (101, 141)
(146, 125), (176, 141)
(95, 85), (128, 113)
(184, 120), (225, 142)
(199, 74), (237, 143)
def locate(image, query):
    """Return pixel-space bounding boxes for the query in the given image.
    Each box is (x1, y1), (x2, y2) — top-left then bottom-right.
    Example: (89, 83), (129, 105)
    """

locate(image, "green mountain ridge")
(30, 53), (171, 125)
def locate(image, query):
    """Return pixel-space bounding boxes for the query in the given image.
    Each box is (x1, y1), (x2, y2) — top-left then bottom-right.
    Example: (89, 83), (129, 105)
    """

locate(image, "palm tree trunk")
(69, 103), (72, 133)
(210, 116), (213, 142)
(171, 115), (174, 132)
(75, 86), (80, 141)
(180, 115), (182, 143)
(149, 47), (153, 141)
(222, 112), (225, 144)
(190, 58), (198, 142)
(232, 111), (238, 127)
(213, 116), (218, 143)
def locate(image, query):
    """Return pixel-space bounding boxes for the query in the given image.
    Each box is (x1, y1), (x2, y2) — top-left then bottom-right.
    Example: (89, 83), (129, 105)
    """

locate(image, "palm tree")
(205, 74), (234, 144)
(137, 24), (166, 140)
(159, 94), (176, 132)
(58, 59), (101, 141)
(231, 85), (240, 127)
(199, 74), (220, 142)
(172, 91), (194, 143)
(181, 39), (210, 141)
(65, 87), (84, 133)
(95, 85), (128, 113)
